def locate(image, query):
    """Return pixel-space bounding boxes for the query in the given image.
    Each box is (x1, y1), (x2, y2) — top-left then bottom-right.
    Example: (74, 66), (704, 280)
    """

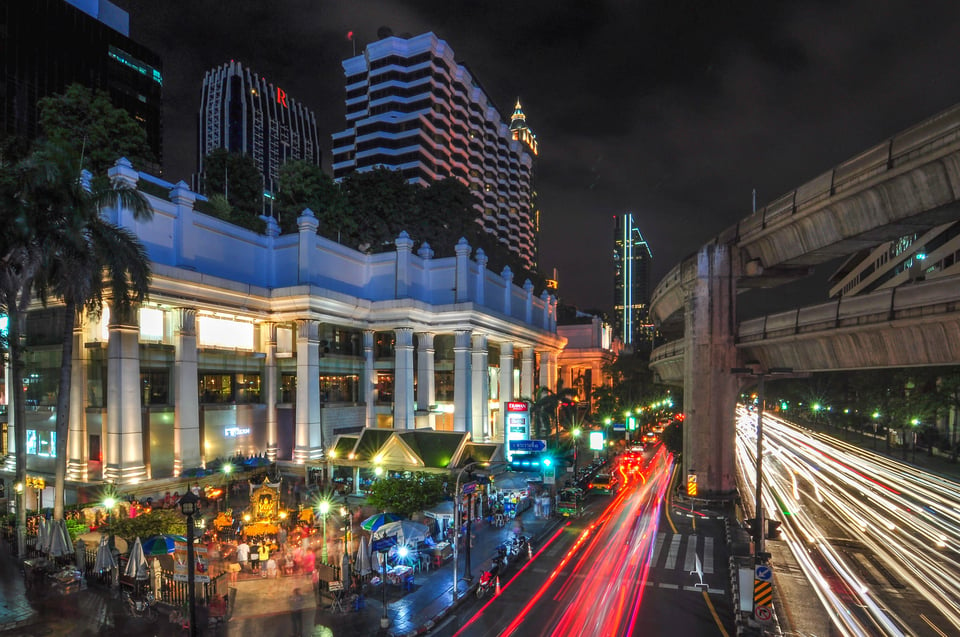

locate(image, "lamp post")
(572, 428), (581, 480)
(14, 481), (24, 557)
(317, 500), (330, 564)
(178, 490), (200, 637)
(103, 496), (117, 552)
(452, 460), (510, 600)
(221, 463), (233, 512)
(731, 364), (792, 563)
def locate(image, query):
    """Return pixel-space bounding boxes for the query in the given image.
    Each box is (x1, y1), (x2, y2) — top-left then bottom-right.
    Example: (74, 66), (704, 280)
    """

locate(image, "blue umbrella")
(141, 534), (188, 556)
(361, 512), (402, 532)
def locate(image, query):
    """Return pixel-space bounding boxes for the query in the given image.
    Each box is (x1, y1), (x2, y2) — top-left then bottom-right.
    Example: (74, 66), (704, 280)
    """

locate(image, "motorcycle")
(476, 558), (502, 599)
(508, 534), (531, 560)
(125, 590), (158, 621)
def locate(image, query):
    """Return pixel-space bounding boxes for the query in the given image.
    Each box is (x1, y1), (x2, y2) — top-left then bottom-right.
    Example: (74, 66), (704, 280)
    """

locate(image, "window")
(435, 371), (455, 402)
(376, 372), (394, 404)
(141, 370), (170, 405)
(199, 374), (233, 403)
(280, 373), (296, 403)
(26, 430), (55, 457)
(235, 373), (262, 404)
(320, 374), (359, 403)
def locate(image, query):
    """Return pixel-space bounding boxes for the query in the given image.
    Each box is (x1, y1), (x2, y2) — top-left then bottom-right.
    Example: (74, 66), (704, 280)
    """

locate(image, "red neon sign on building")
(276, 87), (288, 108)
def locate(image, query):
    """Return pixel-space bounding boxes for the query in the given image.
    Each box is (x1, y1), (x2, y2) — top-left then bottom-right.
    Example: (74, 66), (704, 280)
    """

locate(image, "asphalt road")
(431, 448), (735, 637)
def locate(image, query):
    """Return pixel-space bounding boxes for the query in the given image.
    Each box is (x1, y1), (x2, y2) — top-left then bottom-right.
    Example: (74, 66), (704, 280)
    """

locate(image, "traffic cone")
(495, 575), (501, 596)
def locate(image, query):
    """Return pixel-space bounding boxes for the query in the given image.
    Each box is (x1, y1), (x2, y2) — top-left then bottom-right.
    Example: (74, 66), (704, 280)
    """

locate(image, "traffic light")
(542, 457), (552, 468)
(766, 519), (782, 540)
(745, 518), (760, 543)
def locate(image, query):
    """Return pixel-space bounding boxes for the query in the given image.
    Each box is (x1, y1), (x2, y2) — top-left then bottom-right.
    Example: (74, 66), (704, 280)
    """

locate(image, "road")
(737, 407), (960, 637)
(433, 446), (734, 637)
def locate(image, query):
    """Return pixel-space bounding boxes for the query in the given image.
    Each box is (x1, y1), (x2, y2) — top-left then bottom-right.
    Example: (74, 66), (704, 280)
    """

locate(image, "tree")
(410, 177), (478, 250)
(200, 149), (265, 231)
(29, 147), (152, 521)
(108, 509), (187, 542)
(932, 366), (960, 461)
(338, 168), (417, 251)
(37, 84), (155, 180)
(275, 160), (350, 237)
(365, 472), (446, 518)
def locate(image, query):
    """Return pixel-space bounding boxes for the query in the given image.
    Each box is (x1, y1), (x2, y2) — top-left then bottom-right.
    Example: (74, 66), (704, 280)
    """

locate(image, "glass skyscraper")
(613, 213), (653, 346)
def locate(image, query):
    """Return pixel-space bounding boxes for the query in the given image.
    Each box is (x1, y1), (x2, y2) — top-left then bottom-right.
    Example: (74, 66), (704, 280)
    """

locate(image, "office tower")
(332, 32), (539, 271)
(613, 213), (653, 345)
(197, 61), (320, 206)
(0, 0), (163, 167)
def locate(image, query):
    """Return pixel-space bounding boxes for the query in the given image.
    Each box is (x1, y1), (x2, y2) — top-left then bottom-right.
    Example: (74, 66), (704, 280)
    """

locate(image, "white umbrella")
(37, 518), (50, 553)
(341, 551), (351, 589)
(356, 536), (372, 576)
(94, 536), (117, 572)
(125, 537), (149, 580)
(60, 520), (74, 554)
(46, 521), (68, 558)
(371, 520), (430, 546)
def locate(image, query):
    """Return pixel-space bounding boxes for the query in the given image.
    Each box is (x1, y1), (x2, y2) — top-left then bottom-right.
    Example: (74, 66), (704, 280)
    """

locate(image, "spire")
(510, 98), (526, 130)
(509, 98), (538, 155)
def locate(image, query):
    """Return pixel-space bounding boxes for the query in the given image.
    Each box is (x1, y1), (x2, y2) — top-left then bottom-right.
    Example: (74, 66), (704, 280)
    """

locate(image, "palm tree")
(1, 143), (71, 554)
(527, 386), (578, 445)
(30, 148), (152, 521)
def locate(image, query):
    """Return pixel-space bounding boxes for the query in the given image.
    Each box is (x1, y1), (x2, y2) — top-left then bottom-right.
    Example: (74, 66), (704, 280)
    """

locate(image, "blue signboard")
(371, 536), (398, 552)
(612, 423), (626, 431)
(508, 439), (547, 452)
(462, 481), (477, 495)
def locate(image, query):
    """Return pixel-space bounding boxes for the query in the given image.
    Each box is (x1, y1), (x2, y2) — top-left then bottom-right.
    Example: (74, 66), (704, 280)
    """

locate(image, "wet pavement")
(1, 494), (561, 636)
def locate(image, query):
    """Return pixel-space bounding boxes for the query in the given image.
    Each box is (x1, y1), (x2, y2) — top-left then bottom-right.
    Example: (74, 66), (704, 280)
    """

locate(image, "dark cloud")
(115, 0), (960, 312)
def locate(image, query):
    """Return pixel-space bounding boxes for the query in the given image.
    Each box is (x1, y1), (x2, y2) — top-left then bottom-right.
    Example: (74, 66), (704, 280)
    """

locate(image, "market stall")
(491, 473), (535, 518)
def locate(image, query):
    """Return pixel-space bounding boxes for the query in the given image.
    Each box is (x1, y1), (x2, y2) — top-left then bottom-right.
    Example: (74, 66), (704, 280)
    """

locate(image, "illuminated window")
(139, 307), (164, 342)
(26, 430), (55, 457)
(199, 374), (233, 403)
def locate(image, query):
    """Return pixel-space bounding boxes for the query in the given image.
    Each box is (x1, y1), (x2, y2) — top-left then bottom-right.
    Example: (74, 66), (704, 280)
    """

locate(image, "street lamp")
(14, 482), (24, 557)
(572, 428), (581, 480)
(178, 490), (200, 637)
(317, 500), (330, 564)
(103, 496), (117, 551)
(731, 364), (792, 563)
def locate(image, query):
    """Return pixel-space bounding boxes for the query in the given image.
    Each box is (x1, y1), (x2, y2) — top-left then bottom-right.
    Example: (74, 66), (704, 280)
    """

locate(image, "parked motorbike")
(125, 590), (158, 621)
(476, 558), (502, 599)
(509, 534), (531, 560)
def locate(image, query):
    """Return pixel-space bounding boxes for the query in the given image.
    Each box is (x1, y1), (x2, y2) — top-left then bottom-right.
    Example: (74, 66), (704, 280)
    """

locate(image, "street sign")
(754, 605), (773, 622)
(462, 481), (477, 495)
(755, 565), (772, 581)
(754, 578), (773, 611)
(686, 474), (698, 497)
(543, 464), (556, 485)
(612, 423), (626, 431)
(371, 536), (398, 552)
(508, 439), (546, 452)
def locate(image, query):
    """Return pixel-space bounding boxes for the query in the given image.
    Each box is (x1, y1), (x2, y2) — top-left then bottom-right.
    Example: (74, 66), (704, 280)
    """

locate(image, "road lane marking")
(664, 534), (681, 570)
(703, 537), (714, 574)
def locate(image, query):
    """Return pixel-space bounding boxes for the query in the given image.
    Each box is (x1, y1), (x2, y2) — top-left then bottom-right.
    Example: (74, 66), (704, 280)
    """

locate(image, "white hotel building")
(2, 158), (563, 488)
(331, 32), (539, 272)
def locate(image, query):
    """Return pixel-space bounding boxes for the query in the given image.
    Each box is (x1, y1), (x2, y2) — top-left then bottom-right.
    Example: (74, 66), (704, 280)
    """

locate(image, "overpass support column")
(682, 244), (740, 496)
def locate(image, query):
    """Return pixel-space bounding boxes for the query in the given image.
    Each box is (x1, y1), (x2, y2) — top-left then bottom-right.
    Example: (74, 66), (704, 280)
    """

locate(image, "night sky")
(114, 0), (960, 315)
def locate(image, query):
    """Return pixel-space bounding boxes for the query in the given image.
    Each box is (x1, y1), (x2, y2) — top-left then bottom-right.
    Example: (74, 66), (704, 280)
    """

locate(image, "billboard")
(505, 401), (529, 461)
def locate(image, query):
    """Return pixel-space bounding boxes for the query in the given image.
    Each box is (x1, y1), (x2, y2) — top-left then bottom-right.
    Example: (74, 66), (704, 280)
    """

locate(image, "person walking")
(236, 539), (250, 572)
(258, 542), (270, 578)
(290, 588), (305, 636)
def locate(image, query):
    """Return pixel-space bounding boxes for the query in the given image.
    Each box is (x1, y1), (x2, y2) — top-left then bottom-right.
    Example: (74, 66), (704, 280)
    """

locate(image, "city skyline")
(113, 0), (960, 313)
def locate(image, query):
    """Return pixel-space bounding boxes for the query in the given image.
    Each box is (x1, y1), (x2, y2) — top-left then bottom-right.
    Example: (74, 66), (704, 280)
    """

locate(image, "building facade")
(0, 0), (163, 167)
(557, 314), (619, 417)
(331, 32), (539, 272)
(613, 213), (653, 346)
(196, 61), (320, 206)
(0, 158), (563, 493)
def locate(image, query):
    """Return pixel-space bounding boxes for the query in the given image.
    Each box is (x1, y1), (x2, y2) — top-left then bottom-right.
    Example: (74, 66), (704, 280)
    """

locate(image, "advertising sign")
(173, 541), (210, 583)
(589, 431), (605, 450)
(504, 401), (530, 460)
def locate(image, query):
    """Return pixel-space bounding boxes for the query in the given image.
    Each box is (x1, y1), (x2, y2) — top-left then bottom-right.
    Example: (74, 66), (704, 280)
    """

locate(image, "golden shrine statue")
(251, 483), (280, 521)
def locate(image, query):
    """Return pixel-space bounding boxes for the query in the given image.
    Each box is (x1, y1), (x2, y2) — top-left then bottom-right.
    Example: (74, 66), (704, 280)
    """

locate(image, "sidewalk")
(225, 501), (562, 637)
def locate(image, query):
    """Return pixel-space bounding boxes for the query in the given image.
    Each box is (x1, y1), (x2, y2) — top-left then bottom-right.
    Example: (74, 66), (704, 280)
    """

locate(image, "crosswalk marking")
(703, 537), (714, 574)
(683, 535), (698, 572)
(664, 534), (681, 570)
(651, 533), (665, 565)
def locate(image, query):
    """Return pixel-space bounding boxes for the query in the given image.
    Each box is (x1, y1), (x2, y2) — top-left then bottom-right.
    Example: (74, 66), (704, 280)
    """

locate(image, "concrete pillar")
(393, 328), (415, 429)
(455, 239), (471, 303)
(104, 305), (146, 484)
(395, 232), (414, 298)
(363, 330), (376, 428)
(520, 347), (535, 400)
(539, 350), (557, 394)
(262, 322), (279, 461)
(475, 249), (487, 305)
(682, 243), (740, 496)
(453, 330), (472, 433)
(297, 209), (319, 284)
(416, 332), (436, 429)
(502, 267), (514, 316)
(499, 343), (515, 440)
(523, 280), (534, 324)
(67, 314), (88, 481)
(294, 319), (322, 462)
(173, 308), (201, 476)
(471, 335), (489, 441)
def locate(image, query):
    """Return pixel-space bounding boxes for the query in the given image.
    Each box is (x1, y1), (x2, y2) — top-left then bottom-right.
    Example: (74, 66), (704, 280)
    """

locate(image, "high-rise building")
(332, 32), (539, 271)
(613, 213), (653, 346)
(0, 0), (163, 167)
(196, 61), (320, 206)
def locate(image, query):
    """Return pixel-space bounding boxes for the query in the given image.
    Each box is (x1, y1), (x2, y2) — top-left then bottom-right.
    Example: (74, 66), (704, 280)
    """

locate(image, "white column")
(453, 330), (472, 433)
(363, 330), (376, 428)
(539, 350), (557, 394)
(104, 306), (146, 484)
(416, 332), (436, 429)
(499, 343), (514, 441)
(393, 328), (415, 429)
(520, 347), (535, 400)
(173, 308), (200, 476)
(67, 315), (88, 481)
(471, 334), (489, 441)
(262, 322), (279, 461)
(294, 319), (322, 462)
